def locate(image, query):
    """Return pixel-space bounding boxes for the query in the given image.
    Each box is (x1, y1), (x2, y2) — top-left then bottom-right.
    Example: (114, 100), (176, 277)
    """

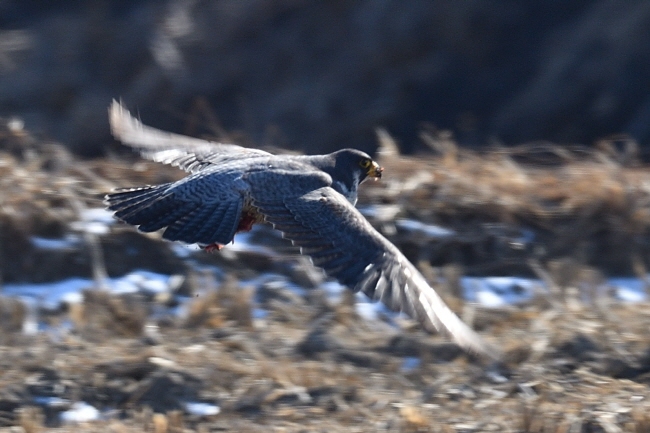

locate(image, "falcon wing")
(109, 100), (271, 173)
(253, 186), (499, 359)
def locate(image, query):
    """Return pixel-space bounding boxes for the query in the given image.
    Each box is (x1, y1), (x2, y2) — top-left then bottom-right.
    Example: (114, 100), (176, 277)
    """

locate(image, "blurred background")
(1, 1), (650, 431)
(1, 0), (650, 156)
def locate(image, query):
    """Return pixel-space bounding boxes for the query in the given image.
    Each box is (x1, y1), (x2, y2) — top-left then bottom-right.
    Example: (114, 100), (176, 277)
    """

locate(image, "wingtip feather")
(109, 99), (144, 145)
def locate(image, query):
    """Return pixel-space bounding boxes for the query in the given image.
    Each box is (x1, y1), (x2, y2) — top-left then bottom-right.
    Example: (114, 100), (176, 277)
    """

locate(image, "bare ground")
(1, 123), (650, 431)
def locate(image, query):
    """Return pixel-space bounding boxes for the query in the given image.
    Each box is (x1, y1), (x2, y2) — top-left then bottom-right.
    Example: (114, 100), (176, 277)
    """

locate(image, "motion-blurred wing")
(253, 186), (499, 359)
(109, 100), (271, 173)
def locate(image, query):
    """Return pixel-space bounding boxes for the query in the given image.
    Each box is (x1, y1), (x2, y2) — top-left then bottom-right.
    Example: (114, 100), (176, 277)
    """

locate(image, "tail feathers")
(138, 201), (200, 233)
(106, 183), (244, 245)
(105, 184), (171, 211)
(119, 195), (182, 227)
(105, 184), (195, 232)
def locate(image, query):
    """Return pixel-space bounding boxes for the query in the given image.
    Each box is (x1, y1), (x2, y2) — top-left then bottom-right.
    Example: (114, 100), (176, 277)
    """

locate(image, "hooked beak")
(367, 161), (383, 180)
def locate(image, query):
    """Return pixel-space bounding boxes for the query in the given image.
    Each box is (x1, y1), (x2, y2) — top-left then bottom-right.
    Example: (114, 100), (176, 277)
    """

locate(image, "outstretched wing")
(252, 185), (499, 359)
(109, 100), (271, 173)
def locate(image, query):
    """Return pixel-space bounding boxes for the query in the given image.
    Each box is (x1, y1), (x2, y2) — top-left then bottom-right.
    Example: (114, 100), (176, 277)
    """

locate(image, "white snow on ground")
(69, 208), (115, 235)
(60, 402), (101, 423)
(395, 219), (457, 239)
(4, 269), (649, 320)
(184, 402), (221, 416)
(355, 297), (383, 321)
(79, 208), (116, 225)
(3, 278), (93, 310)
(608, 278), (648, 302)
(31, 235), (80, 250)
(319, 281), (346, 302)
(2, 271), (179, 310)
(462, 276), (540, 307)
(10, 209), (650, 335)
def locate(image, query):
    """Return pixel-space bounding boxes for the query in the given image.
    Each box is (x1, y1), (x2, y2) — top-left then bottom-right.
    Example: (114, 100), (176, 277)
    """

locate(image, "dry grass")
(373, 131), (650, 224)
(1, 119), (650, 431)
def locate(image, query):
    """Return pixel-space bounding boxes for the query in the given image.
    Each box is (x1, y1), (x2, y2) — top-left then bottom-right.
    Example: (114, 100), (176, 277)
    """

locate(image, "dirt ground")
(1, 124), (650, 432)
(2, 286), (650, 432)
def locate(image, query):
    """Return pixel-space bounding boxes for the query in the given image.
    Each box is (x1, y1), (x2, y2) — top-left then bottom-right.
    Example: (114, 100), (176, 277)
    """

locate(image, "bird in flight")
(105, 101), (499, 359)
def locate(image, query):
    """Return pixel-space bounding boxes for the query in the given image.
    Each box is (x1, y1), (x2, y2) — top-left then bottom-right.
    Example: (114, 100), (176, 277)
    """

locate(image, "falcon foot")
(204, 243), (224, 253)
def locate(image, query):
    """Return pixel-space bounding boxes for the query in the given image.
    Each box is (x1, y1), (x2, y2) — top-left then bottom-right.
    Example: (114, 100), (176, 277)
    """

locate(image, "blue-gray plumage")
(105, 101), (499, 359)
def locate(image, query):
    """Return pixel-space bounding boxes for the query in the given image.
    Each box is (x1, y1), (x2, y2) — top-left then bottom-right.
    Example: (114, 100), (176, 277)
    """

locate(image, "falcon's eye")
(359, 159), (371, 169)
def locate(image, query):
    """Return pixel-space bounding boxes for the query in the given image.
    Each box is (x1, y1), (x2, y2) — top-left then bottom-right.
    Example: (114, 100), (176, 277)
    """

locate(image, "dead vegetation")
(1, 120), (650, 430)
(369, 130), (650, 277)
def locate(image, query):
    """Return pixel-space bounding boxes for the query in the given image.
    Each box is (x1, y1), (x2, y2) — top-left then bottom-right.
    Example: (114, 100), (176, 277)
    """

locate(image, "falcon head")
(358, 155), (384, 181)
(332, 148), (383, 183)
(312, 149), (383, 204)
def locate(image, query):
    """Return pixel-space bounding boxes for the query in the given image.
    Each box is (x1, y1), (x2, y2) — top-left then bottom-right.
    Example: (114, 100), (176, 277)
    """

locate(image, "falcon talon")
(204, 243), (224, 253)
(104, 100), (500, 360)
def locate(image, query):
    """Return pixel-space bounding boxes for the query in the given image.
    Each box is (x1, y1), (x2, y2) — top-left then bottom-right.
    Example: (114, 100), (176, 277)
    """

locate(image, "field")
(1, 123), (650, 432)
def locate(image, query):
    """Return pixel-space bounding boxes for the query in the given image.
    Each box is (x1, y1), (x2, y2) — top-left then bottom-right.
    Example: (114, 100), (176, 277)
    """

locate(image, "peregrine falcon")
(105, 101), (498, 359)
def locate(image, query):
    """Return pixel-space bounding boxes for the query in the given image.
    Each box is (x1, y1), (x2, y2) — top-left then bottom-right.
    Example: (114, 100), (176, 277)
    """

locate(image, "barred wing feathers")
(109, 100), (271, 173)
(253, 186), (499, 359)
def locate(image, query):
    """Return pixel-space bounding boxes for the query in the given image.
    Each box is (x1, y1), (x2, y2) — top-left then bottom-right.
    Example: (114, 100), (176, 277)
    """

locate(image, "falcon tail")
(106, 183), (245, 246)
(104, 183), (183, 232)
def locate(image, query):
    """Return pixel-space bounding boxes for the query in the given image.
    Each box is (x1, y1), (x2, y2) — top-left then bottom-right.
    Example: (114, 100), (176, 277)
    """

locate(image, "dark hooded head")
(303, 148), (383, 203)
(329, 148), (383, 185)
